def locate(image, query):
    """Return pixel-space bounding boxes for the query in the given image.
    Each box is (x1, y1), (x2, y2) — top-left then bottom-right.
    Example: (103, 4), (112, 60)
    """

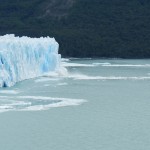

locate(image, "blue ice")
(0, 34), (61, 87)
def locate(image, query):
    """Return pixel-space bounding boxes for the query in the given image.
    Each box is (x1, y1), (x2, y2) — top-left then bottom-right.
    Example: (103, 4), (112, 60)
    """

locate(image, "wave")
(0, 95), (86, 112)
(61, 58), (70, 62)
(33, 66), (150, 82)
(100, 64), (150, 67)
(62, 61), (150, 68)
(92, 62), (111, 65)
(35, 77), (60, 83)
(67, 73), (150, 80)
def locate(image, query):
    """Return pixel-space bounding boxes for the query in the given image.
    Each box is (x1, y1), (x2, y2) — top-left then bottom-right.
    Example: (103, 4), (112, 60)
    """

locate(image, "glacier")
(0, 34), (61, 87)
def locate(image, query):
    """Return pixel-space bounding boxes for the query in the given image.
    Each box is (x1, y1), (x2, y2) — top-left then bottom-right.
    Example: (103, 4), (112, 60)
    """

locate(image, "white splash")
(0, 95), (87, 112)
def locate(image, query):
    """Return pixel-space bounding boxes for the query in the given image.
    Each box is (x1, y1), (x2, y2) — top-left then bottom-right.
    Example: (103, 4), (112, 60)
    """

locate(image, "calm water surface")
(0, 59), (150, 150)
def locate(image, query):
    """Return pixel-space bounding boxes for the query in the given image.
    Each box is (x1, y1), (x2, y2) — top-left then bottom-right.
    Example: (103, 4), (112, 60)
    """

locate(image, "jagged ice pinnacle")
(0, 34), (61, 87)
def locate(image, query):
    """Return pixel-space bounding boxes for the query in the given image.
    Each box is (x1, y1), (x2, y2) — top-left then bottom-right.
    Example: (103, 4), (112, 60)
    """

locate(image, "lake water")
(0, 59), (150, 150)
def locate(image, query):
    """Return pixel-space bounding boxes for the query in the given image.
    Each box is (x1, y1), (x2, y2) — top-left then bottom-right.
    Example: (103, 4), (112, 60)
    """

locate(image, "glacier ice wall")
(0, 34), (61, 87)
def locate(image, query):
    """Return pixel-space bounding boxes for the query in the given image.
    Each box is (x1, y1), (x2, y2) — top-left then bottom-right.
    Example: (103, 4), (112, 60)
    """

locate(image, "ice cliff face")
(0, 34), (61, 87)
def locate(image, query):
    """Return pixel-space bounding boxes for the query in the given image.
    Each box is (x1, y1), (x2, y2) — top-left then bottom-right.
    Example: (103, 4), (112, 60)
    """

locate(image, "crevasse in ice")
(0, 34), (61, 87)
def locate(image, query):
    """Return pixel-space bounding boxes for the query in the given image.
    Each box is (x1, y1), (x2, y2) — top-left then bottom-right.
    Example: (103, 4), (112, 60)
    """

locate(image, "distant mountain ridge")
(0, 0), (150, 58)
